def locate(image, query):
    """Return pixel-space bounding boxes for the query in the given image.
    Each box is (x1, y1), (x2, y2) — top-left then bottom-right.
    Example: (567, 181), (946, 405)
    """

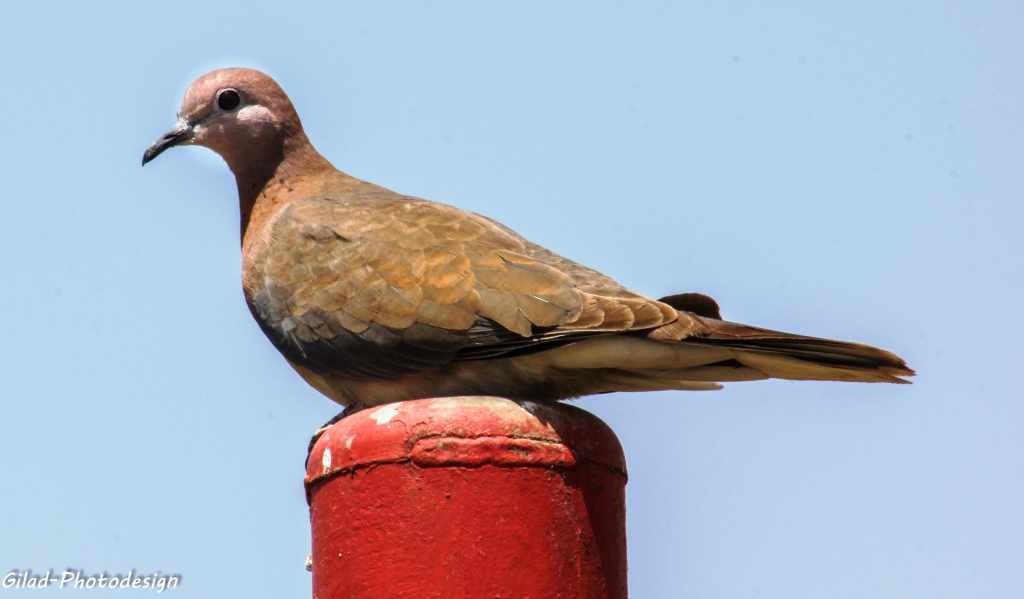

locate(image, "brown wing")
(247, 194), (677, 380)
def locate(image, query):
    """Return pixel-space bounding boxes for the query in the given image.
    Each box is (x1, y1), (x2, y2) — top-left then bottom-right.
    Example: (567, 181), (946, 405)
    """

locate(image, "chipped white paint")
(369, 402), (402, 425)
(321, 448), (332, 474)
(345, 435), (355, 449)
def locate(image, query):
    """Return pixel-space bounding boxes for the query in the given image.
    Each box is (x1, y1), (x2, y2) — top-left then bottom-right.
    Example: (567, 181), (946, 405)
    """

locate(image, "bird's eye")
(217, 89), (241, 111)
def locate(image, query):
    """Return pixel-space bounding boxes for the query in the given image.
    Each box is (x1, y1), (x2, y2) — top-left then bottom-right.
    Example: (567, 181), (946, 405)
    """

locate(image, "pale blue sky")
(1, 2), (1021, 597)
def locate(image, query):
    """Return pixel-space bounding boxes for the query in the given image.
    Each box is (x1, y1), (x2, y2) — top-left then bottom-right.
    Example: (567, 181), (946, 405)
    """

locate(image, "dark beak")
(142, 119), (194, 165)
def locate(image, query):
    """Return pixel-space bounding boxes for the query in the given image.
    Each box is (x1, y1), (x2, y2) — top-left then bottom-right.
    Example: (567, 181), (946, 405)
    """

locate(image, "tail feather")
(730, 349), (910, 383)
(507, 314), (914, 397)
(680, 316), (915, 384)
(633, 365), (769, 383)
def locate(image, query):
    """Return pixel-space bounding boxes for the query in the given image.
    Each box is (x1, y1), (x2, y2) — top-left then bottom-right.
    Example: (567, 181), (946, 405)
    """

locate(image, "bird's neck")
(230, 131), (335, 243)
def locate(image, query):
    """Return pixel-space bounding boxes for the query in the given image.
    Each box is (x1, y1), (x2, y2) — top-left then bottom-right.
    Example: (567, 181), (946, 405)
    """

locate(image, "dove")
(143, 68), (912, 410)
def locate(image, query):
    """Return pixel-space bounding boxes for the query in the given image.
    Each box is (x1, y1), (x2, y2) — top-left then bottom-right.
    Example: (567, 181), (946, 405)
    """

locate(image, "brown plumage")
(143, 68), (913, 407)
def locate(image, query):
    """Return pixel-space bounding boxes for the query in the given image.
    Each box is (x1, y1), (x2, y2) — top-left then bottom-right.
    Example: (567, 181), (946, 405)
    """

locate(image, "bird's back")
(241, 172), (677, 384)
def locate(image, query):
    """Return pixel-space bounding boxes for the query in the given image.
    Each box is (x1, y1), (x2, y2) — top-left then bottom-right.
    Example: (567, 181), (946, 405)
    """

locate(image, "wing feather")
(249, 195), (672, 379)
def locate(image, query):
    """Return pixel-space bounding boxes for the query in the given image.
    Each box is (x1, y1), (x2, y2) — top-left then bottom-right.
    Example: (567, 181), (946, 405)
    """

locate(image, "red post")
(305, 396), (628, 599)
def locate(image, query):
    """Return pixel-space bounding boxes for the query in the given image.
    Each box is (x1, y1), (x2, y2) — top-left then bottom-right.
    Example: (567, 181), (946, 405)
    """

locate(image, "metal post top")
(305, 396), (626, 496)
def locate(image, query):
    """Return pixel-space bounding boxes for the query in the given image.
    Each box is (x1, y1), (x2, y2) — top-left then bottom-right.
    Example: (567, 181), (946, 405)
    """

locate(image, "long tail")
(510, 315), (914, 396)
(678, 317), (914, 384)
(632, 293), (914, 386)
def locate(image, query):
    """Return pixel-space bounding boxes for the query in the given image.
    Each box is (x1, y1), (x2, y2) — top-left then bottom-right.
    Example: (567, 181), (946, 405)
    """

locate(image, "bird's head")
(142, 68), (303, 170)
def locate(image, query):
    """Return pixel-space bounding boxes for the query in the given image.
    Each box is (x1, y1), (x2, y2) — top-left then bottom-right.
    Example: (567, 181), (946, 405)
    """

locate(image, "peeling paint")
(369, 402), (402, 424)
(345, 435), (355, 449)
(322, 448), (332, 474)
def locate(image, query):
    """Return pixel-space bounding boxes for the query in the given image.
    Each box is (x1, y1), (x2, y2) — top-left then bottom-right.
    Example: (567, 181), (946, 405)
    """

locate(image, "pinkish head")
(142, 68), (302, 168)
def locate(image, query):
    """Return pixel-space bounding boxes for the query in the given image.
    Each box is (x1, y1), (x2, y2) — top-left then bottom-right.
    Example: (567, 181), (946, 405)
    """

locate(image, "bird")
(143, 68), (913, 412)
